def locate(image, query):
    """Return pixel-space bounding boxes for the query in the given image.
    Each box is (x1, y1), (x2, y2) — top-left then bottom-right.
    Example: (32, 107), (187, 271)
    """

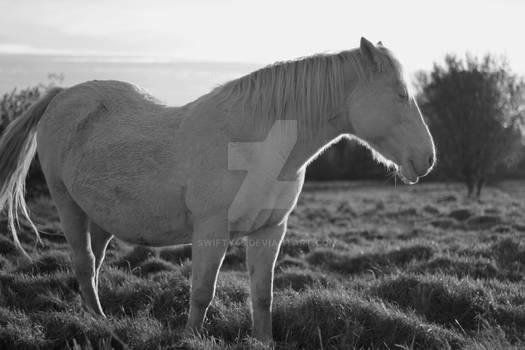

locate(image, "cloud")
(0, 0), (524, 73)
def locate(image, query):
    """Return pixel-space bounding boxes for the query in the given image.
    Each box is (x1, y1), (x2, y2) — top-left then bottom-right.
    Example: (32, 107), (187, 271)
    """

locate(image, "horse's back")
(38, 80), (182, 177)
(37, 80), (191, 245)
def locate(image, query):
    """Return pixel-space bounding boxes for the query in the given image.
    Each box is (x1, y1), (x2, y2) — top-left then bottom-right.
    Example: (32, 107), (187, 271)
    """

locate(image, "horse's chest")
(227, 174), (304, 234)
(224, 121), (304, 234)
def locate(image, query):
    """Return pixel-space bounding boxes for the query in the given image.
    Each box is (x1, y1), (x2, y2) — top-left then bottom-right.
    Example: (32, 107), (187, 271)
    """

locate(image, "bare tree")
(416, 54), (524, 197)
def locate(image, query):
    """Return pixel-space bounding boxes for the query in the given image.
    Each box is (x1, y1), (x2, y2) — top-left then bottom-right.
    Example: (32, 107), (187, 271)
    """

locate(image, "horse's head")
(346, 37), (436, 184)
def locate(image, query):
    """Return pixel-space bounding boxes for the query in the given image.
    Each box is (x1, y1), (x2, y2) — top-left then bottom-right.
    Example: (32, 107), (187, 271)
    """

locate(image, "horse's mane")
(213, 46), (400, 128)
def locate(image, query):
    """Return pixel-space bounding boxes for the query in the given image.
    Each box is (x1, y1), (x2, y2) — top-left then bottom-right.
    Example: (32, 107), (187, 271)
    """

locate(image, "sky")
(1, 0), (524, 75)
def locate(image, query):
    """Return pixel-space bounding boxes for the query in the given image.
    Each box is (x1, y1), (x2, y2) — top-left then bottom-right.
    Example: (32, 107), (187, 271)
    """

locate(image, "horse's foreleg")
(89, 222), (113, 290)
(49, 184), (105, 317)
(185, 214), (229, 333)
(245, 222), (286, 343)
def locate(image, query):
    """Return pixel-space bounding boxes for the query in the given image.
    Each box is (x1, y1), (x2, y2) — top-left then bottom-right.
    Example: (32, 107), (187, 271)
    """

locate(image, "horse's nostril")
(428, 155), (435, 167)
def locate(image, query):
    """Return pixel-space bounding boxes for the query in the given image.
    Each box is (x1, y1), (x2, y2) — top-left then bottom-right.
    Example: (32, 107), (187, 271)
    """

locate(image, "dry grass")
(1, 181), (525, 349)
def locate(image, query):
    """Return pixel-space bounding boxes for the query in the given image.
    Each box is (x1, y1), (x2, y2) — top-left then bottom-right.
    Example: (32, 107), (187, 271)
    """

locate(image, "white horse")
(0, 37), (435, 343)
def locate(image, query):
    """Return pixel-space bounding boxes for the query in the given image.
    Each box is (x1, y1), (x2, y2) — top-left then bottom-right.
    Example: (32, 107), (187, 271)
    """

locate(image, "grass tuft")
(272, 288), (464, 350)
(17, 251), (71, 275)
(306, 242), (434, 274)
(275, 255), (308, 270)
(112, 315), (164, 349)
(0, 307), (47, 349)
(466, 215), (504, 230)
(159, 245), (192, 264)
(273, 268), (333, 291)
(0, 272), (77, 312)
(112, 246), (156, 271)
(412, 255), (500, 280)
(99, 274), (159, 317)
(135, 257), (177, 276)
(448, 208), (473, 221)
(149, 272), (191, 324)
(0, 235), (19, 256)
(372, 274), (493, 331)
(33, 311), (113, 348)
(492, 238), (525, 266)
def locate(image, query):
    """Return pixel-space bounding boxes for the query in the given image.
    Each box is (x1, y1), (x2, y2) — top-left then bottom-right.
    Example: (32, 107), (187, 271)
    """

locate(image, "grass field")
(1, 181), (525, 349)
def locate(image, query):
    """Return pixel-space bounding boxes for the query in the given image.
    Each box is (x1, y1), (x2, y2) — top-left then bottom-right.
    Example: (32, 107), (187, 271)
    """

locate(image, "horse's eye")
(398, 91), (408, 100)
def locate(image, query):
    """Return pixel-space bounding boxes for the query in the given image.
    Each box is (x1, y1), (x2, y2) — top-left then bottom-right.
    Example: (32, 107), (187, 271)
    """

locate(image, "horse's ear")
(360, 37), (381, 69)
(377, 41), (383, 46)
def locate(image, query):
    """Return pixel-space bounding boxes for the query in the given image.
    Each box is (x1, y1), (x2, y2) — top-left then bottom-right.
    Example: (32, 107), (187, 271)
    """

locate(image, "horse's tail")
(0, 87), (63, 258)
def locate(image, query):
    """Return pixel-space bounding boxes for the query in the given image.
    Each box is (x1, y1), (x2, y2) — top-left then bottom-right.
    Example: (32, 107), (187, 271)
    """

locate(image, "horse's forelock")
(375, 46), (406, 80)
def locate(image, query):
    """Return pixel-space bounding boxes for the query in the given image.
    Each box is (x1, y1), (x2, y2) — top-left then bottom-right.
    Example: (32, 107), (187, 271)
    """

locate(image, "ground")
(1, 181), (525, 350)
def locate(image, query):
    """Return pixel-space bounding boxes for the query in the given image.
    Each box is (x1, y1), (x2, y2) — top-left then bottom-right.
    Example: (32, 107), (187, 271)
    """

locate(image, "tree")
(416, 54), (525, 197)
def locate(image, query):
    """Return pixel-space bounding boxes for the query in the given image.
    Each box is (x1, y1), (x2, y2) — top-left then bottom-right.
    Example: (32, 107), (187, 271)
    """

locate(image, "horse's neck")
(269, 66), (361, 175)
(288, 57), (363, 173)
(281, 117), (349, 176)
(209, 53), (362, 177)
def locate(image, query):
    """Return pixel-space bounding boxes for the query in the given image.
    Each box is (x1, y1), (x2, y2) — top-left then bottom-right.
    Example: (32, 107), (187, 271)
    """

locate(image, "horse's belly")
(78, 186), (192, 246)
(82, 192), (192, 246)
(67, 163), (192, 246)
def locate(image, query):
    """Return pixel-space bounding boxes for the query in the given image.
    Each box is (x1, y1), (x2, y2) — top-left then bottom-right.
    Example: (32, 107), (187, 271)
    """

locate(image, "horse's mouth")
(398, 160), (419, 184)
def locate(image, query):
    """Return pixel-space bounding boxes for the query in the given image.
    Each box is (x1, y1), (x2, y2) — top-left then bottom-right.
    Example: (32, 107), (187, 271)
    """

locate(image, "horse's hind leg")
(245, 222), (286, 343)
(89, 222), (113, 289)
(48, 182), (105, 316)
